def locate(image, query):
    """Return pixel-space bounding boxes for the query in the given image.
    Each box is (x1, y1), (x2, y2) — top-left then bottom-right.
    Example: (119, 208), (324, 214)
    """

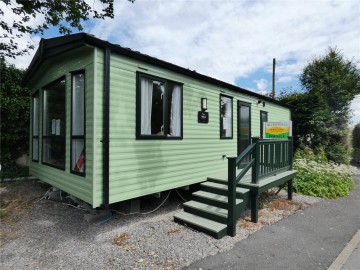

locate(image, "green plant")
(294, 147), (328, 163)
(353, 149), (360, 163)
(352, 123), (360, 162)
(325, 142), (350, 165)
(293, 158), (354, 198)
(352, 123), (360, 149)
(0, 60), (30, 179)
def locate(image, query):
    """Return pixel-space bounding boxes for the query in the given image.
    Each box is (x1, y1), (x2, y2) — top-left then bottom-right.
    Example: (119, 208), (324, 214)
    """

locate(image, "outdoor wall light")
(258, 100), (266, 107)
(201, 98), (208, 111)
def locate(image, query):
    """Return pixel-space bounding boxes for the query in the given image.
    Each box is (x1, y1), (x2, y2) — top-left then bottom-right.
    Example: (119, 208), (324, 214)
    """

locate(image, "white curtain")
(72, 74), (85, 172)
(141, 78), (153, 135)
(72, 74), (85, 136)
(33, 96), (39, 136)
(170, 85), (181, 136)
(43, 90), (49, 135)
(32, 138), (38, 160)
(225, 99), (232, 136)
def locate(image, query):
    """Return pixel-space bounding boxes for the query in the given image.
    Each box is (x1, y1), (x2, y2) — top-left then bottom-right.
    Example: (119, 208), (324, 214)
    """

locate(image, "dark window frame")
(31, 91), (40, 162)
(70, 70), (86, 176)
(220, 94), (233, 139)
(41, 76), (66, 170)
(136, 72), (183, 140)
(260, 110), (268, 138)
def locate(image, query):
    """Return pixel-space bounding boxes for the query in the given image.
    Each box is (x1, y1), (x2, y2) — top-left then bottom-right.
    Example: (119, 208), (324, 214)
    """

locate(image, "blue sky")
(3, 0), (360, 126)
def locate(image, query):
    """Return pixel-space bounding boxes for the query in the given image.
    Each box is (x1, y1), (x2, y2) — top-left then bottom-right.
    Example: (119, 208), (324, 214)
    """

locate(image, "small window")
(220, 95), (233, 139)
(260, 111), (268, 138)
(137, 73), (182, 139)
(42, 77), (66, 169)
(32, 92), (39, 161)
(71, 72), (85, 175)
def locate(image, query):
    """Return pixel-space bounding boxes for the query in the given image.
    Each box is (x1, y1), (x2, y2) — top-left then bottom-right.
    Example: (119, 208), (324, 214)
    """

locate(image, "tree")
(0, 0), (134, 58)
(0, 59), (30, 178)
(353, 123), (360, 162)
(278, 48), (360, 164)
(353, 123), (360, 149)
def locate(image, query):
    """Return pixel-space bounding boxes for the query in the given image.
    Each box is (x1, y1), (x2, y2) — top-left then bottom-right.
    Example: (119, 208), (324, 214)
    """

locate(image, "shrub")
(293, 158), (354, 198)
(324, 142), (350, 165)
(353, 123), (360, 149)
(353, 149), (360, 163)
(353, 123), (360, 162)
(294, 147), (327, 163)
(0, 60), (30, 179)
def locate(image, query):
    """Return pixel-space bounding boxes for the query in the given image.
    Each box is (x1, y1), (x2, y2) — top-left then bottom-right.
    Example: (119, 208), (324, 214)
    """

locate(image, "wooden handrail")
(235, 143), (256, 165)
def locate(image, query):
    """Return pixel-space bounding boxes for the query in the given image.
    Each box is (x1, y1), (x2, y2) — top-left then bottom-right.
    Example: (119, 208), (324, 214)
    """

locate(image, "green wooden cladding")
(29, 43), (291, 208)
(105, 52), (291, 206)
(28, 46), (97, 206)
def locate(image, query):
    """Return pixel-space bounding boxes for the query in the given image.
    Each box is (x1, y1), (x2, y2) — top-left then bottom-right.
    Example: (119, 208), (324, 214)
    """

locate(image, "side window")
(220, 95), (233, 139)
(137, 73), (182, 139)
(71, 72), (85, 175)
(260, 111), (268, 138)
(32, 92), (39, 161)
(42, 77), (66, 169)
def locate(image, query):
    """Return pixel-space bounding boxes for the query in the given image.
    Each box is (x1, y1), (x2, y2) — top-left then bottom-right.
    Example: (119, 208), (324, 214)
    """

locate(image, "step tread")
(201, 181), (249, 194)
(174, 212), (227, 233)
(193, 190), (243, 204)
(184, 200), (228, 218)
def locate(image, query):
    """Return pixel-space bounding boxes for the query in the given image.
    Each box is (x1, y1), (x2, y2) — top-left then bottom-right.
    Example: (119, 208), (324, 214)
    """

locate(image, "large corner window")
(32, 92), (39, 161)
(71, 72), (85, 175)
(220, 95), (233, 139)
(260, 111), (268, 138)
(137, 73), (182, 139)
(42, 77), (66, 169)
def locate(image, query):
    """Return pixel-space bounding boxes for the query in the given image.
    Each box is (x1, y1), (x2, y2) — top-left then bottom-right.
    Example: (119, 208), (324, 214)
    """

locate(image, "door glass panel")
(238, 104), (251, 163)
(260, 111), (268, 138)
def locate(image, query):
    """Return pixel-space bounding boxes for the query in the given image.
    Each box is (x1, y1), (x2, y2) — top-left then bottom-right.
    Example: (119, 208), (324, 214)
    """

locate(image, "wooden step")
(183, 200), (228, 223)
(192, 190), (243, 208)
(174, 211), (227, 239)
(200, 181), (249, 198)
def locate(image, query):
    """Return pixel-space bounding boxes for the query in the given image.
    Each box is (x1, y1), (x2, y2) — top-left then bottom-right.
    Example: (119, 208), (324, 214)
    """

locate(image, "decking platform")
(174, 137), (297, 238)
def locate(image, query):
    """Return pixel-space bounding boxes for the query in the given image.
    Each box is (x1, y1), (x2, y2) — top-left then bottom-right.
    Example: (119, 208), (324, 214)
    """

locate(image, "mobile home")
(24, 33), (296, 238)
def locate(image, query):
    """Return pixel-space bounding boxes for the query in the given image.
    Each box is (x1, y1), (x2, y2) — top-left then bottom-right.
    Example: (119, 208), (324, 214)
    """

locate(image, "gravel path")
(0, 178), (326, 270)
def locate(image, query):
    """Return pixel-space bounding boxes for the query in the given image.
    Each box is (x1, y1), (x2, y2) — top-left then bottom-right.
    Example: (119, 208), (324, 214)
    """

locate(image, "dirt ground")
(0, 178), (322, 270)
(0, 179), (49, 244)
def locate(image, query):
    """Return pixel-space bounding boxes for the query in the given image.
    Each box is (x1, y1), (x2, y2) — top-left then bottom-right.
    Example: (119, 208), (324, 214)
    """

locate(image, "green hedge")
(353, 148), (360, 162)
(353, 123), (360, 149)
(0, 60), (30, 179)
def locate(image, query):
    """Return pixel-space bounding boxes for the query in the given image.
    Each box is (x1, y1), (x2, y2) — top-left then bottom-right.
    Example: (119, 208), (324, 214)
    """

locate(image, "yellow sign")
(266, 126), (289, 135)
(264, 121), (292, 139)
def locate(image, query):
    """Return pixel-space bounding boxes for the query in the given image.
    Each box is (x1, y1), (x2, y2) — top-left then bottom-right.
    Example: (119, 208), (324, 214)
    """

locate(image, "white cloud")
(277, 76), (294, 83)
(4, 0), (359, 124)
(88, 0), (359, 84)
(254, 78), (269, 94)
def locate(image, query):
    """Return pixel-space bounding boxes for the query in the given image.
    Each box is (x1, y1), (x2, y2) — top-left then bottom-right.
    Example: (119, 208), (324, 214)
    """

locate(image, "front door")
(237, 101), (251, 163)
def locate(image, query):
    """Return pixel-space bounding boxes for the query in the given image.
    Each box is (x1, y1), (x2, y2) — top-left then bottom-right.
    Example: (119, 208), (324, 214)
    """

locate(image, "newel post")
(251, 137), (260, 184)
(288, 136), (293, 170)
(227, 157), (237, 237)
